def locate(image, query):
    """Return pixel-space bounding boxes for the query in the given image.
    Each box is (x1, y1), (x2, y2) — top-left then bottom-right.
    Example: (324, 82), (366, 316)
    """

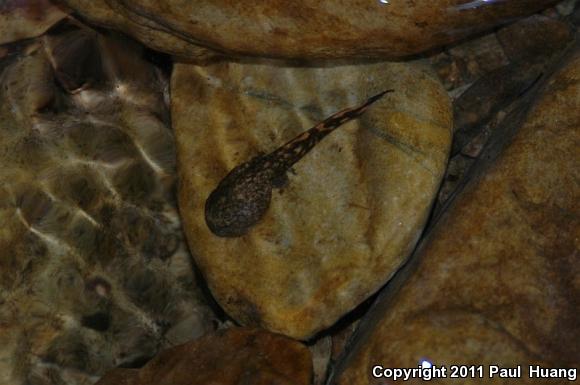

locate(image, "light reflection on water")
(376, 0), (504, 11)
(454, 0), (503, 11)
(420, 359), (433, 369)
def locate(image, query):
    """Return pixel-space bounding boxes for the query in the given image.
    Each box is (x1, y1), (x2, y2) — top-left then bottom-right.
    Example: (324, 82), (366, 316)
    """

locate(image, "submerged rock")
(330, 47), (580, 385)
(61, 0), (557, 60)
(496, 14), (574, 63)
(55, 0), (215, 61)
(174, 59), (452, 339)
(0, 0), (68, 45)
(0, 22), (215, 385)
(451, 60), (545, 156)
(95, 327), (313, 385)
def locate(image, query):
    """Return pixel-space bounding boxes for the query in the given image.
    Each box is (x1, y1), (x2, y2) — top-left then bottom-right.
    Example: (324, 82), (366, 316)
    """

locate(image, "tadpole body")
(205, 90), (393, 237)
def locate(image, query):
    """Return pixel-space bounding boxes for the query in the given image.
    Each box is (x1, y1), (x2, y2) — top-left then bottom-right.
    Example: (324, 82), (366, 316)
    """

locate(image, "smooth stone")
(0, 0), (68, 45)
(61, 0), (557, 60)
(0, 23), (215, 385)
(94, 327), (313, 385)
(330, 48), (580, 384)
(57, 0), (216, 60)
(174, 59), (452, 339)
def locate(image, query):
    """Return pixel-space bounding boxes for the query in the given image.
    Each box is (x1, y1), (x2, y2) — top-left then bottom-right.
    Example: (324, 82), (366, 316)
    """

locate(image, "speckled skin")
(205, 90), (392, 237)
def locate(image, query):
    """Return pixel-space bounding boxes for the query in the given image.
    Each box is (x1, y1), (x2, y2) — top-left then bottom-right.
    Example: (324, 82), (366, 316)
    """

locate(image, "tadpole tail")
(365, 89), (394, 108)
(315, 89), (394, 135)
(270, 90), (394, 171)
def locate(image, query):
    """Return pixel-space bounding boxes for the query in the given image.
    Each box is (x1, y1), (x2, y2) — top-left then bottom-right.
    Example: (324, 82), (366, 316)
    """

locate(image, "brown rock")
(497, 15), (574, 63)
(61, 0), (557, 60)
(0, 22), (215, 385)
(55, 0), (215, 61)
(96, 369), (138, 385)
(0, 0), (68, 45)
(451, 60), (545, 156)
(447, 33), (510, 85)
(174, 59), (452, 339)
(94, 328), (313, 385)
(429, 32), (509, 92)
(330, 48), (580, 385)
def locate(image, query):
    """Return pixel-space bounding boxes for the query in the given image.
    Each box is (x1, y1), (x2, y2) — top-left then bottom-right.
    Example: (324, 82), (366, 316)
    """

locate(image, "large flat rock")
(0, 23), (215, 385)
(62, 0), (557, 60)
(331, 48), (580, 385)
(55, 0), (214, 61)
(174, 59), (452, 339)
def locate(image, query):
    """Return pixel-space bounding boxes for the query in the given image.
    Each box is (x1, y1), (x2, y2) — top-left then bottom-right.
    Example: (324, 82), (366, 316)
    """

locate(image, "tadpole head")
(204, 170), (273, 237)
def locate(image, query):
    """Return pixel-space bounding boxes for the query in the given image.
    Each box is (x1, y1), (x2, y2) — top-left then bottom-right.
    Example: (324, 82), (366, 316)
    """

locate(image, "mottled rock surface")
(330, 48), (580, 385)
(451, 60), (546, 156)
(55, 0), (214, 61)
(0, 23), (214, 385)
(431, 10), (575, 214)
(62, 0), (557, 60)
(0, 0), (68, 45)
(95, 327), (313, 385)
(174, 60), (452, 339)
(496, 15), (574, 62)
(431, 33), (510, 92)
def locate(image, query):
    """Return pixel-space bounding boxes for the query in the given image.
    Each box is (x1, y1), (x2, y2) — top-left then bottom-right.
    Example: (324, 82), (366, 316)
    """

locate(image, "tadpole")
(205, 90), (393, 237)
